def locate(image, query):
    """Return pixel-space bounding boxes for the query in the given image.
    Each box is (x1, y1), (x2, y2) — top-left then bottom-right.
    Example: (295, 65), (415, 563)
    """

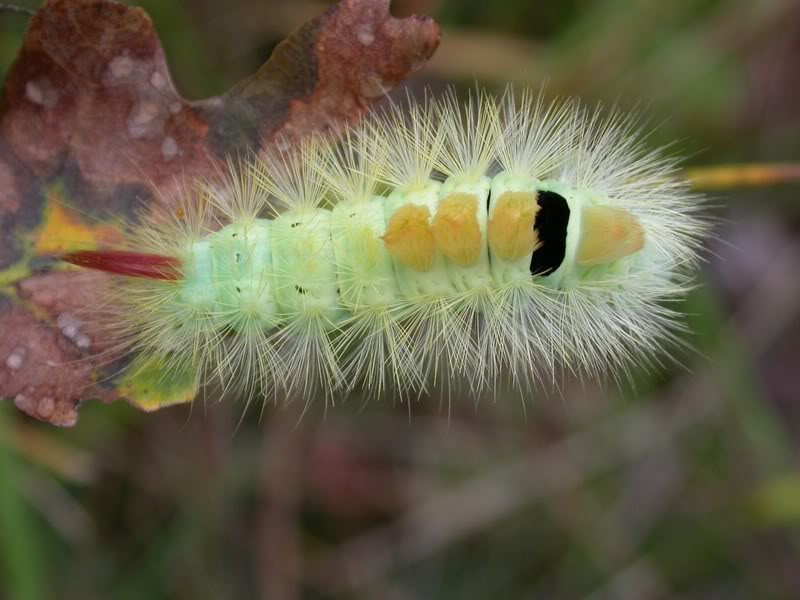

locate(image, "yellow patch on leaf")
(431, 193), (482, 266)
(382, 204), (435, 271)
(488, 191), (540, 260)
(34, 188), (122, 255)
(119, 355), (199, 412)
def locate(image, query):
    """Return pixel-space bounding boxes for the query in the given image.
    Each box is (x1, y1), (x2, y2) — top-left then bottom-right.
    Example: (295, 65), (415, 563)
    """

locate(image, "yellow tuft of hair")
(431, 193), (482, 266)
(577, 206), (645, 266)
(382, 204), (436, 271)
(488, 191), (540, 260)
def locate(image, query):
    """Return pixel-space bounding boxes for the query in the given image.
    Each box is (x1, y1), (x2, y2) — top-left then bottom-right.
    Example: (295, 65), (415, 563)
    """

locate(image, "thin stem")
(685, 163), (800, 191)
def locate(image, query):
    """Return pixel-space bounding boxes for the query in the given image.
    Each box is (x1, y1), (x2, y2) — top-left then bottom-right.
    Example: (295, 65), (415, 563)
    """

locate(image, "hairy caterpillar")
(62, 88), (706, 405)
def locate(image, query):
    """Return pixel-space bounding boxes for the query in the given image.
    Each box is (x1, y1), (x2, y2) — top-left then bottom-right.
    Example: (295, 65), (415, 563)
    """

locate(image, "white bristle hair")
(496, 85), (575, 179)
(84, 86), (707, 410)
(249, 137), (332, 213)
(435, 87), (500, 182)
(312, 125), (387, 205)
(369, 92), (445, 193)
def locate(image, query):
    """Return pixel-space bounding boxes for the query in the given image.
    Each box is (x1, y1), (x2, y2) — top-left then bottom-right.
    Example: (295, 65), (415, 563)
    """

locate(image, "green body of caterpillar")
(78, 88), (704, 402)
(176, 174), (639, 330)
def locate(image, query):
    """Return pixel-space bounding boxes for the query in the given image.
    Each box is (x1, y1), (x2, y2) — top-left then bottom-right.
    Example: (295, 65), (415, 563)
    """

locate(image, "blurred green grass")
(0, 404), (44, 600)
(3, 0), (800, 599)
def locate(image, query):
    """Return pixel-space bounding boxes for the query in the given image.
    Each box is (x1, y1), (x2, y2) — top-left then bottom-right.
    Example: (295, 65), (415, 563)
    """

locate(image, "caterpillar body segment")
(270, 208), (344, 326)
(487, 174), (542, 284)
(211, 220), (279, 329)
(433, 176), (493, 291)
(530, 180), (583, 286)
(62, 88), (706, 403)
(330, 200), (400, 306)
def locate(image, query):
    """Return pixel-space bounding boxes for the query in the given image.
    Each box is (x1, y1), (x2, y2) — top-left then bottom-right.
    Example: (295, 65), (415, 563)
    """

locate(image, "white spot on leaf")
(5, 346), (27, 370)
(25, 81), (43, 105)
(127, 100), (164, 139)
(150, 71), (166, 90)
(14, 393), (33, 413)
(356, 25), (375, 46)
(37, 396), (55, 418)
(161, 136), (178, 160)
(24, 79), (60, 109)
(57, 313), (90, 349)
(109, 54), (134, 80)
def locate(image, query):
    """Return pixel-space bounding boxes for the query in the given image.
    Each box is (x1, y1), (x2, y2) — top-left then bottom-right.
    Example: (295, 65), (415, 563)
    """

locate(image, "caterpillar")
(62, 88), (706, 405)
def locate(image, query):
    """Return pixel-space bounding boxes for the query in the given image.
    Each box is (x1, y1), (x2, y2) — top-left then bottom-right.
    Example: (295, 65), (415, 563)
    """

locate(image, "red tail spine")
(61, 250), (182, 281)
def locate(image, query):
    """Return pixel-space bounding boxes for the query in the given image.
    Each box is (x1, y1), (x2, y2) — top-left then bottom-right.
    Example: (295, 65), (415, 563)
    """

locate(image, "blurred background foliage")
(2, 0), (800, 598)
